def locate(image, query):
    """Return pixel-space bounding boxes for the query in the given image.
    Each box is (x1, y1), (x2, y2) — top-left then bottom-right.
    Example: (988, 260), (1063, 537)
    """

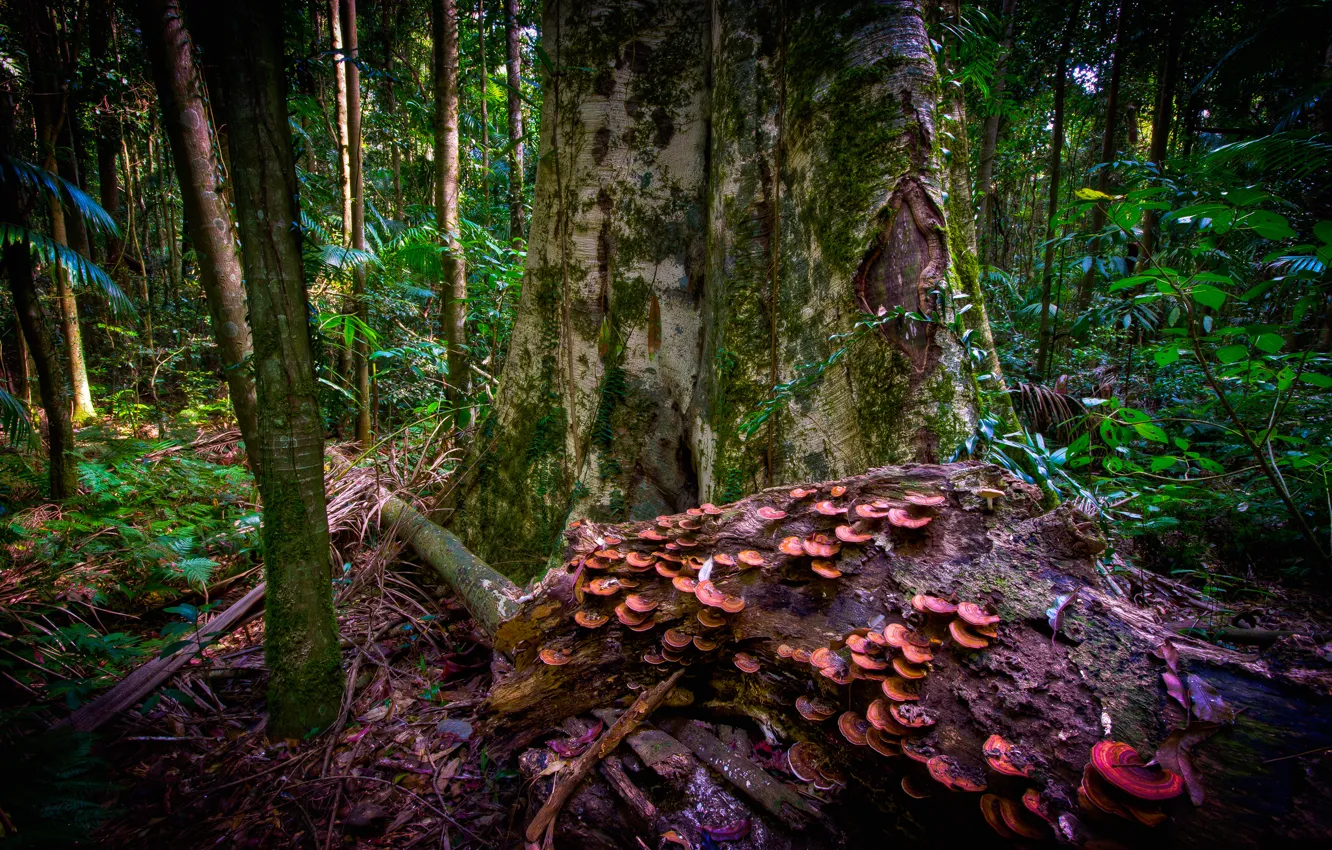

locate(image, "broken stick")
(524, 669), (685, 844)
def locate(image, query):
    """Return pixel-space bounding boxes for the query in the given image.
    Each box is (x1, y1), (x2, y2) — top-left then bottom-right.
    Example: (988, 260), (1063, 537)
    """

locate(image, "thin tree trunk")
(1, 92), (78, 499)
(193, 0), (344, 740)
(477, 0), (491, 224)
(435, 0), (467, 417)
(504, 0), (525, 242)
(1138, 5), (1182, 270)
(331, 0), (353, 242)
(976, 0), (1016, 271)
(1073, 0), (1126, 314)
(381, 6), (403, 217)
(1035, 1), (1081, 380)
(139, 0), (262, 466)
(340, 0), (372, 443)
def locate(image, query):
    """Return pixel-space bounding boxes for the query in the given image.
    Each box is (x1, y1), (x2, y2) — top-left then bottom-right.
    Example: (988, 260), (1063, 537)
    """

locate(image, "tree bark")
(0, 93), (78, 499)
(339, 0), (372, 444)
(139, 0), (262, 468)
(446, 0), (979, 581)
(91, 2), (127, 278)
(976, 0), (1017, 271)
(191, 0), (344, 740)
(331, 0), (353, 244)
(435, 0), (468, 415)
(484, 463), (1332, 847)
(477, 0), (491, 224)
(1035, 1), (1081, 380)
(1137, 6), (1182, 271)
(1073, 0), (1126, 314)
(504, 0), (525, 243)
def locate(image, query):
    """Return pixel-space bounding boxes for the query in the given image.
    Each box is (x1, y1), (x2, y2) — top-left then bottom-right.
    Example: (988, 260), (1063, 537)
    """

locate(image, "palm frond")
(317, 243), (380, 271)
(0, 386), (33, 446)
(0, 223), (136, 315)
(1, 155), (119, 237)
(1205, 133), (1332, 179)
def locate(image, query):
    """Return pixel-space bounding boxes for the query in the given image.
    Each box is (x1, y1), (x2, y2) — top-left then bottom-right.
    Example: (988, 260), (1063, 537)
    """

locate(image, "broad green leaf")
(1252, 333), (1284, 354)
(1314, 220), (1332, 245)
(1192, 285), (1227, 310)
(1134, 423), (1168, 443)
(1076, 188), (1114, 201)
(1150, 456), (1178, 471)
(1153, 348), (1180, 367)
(1215, 345), (1249, 364)
(1301, 372), (1332, 388)
(1244, 210), (1296, 240)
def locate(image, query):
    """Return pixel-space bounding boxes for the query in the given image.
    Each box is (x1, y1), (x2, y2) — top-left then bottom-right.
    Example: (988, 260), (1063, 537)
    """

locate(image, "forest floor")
(3, 427), (1331, 848)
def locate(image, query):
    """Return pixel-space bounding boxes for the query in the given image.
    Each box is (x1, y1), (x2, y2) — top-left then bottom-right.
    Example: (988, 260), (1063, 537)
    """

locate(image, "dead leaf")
(1153, 639), (1181, 675)
(1188, 675), (1236, 724)
(1046, 589), (1079, 645)
(1162, 671), (1188, 713)
(1154, 723), (1222, 806)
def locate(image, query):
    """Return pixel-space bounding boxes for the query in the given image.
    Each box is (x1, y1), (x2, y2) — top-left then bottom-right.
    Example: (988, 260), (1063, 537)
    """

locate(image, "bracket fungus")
(587, 576), (624, 596)
(696, 608), (727, 628)
(881, 676), (921, 702)
(662, 628), (692, 650)
(835, 524), (875, 544)
(737, 550), (765, 567)
(891, 702), (936, 729)
(904, 492), (947, 507)
(574, 610), (609, 629)
(867, 728), (902, 757)
(733, 652), (760, 673)
(949, 619), (991, 649)
(789, 488), (815, 499)
(757, 506), (787, 520)
(538, 647), (572, 666)
(713, 553), (736, 567)
(786, 741), (828, 783)
(811, 559), (843, 579)
(901, 774), (934, 799)
(796, 695), (838, 722)
(615, 603), (651, 627)
(926, 755), (987, 792)
(779, 536), (805, 556)
(838, 711), (871, 746)
(672, 575), (698, 594)
(983, 734), (1034, 778)
(887, 507), (932, 529)
(830, 485), (847, 497)
(999, 795), (1048, 839)
(802, 533), (842, 558)
(980, 794), (1017, 839)
(911, 594), (958, 615)
(957, 602), (1001, 627)
(854, 502), (893, 519)
(1088, 741), (1185, 801)
(624, 594), (659, 614)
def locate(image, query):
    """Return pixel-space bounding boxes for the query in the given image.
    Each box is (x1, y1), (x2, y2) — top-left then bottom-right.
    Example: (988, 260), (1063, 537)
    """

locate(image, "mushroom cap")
(779, 536), (805, 556)
(737, 550), (765, 567)
(838, 711), (870, 746)
(904, 492), (947, 507)
(1089, 741), (1185, 801)
(865, 629), (888, 647)
(927, 756), (987, 792)
(787, 741), (825, 782)
(1023, 787), (1055, 824)
(539, 647), (572, 666)
(976, 487), (1005, 499)
(980, 795), (1018, 838)
(854, 503), (892, 519)
(686, 508), (704, 517)
(615, 603), (650, 626)
(795, 695), (837, 721)
(893, 657), (929, 679)
(883, 623), (912, 647)
(949, 619), (992, 649)
(719, 594), (746, 614)
(852, 652), (889, 671)
(866, 727), (902, 757)
(887, 508), (932, 529)
(757, 506), (787, 520)
(587, 577), (623, 596)
(901, 643), (934, 664)
(957, 601), (1002, 627)
(881, 676), (921, 702)
(673, 535), (699, 548)
(677, 518), (701, 531)
(625, 594), (659, 614)
(695, 580), (727, 608)
(656, 550), (685, 563)
(697, 608), (727, 628)
(654, 562), (681, 578)
(575, 610), (609, 628)
(810, 559), (843, 579)
(789, 488), (815, 499)
(901, 774), (934, 799)
(1000, 796), (1048, 839)
(734, 652), (760, 673)
(662, 628), (692, 649)
(814, 500), (845, 516)
(911, 594), (958, 615)
(891, 702), (936, 729)
(692, 636), (719, 652)
(672, 576), (698, 594)
(819, 662), (855, 686)
(584, 557), (611, 571)
(983, 734), (1033, 778)
(713, 553), (736, 566)
(972, 622), (999, 638)
(834, 524), (874, 544)
(801, 533), (841, 558)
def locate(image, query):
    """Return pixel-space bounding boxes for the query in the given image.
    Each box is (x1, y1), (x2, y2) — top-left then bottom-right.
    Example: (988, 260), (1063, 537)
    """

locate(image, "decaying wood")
(597, 756), (656, 826)
(525, 669), (684, 844)
(65, 582), (267, 732)
(481, 462), (1332, 847)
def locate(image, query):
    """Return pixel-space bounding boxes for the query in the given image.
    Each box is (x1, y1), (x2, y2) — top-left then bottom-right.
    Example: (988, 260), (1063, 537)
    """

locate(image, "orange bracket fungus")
(737, 550), (765, 567)
(838, 711), (871, 746)
(1088, 741), (1185, 801)
(835, 524), (875, 544)
(733, 652), (760, 673)
(779, 536), (805, 556)
(757, 506), (787, 520)
(887, 507), (932, 529)
(957, 601), (1001, 627)
(949, 619), (991, 649)
(811, 559), (843, 579)
(539, 647), (572, 666)
(574, 610), (609, 629)
(983, 734), (1034, 778)
(911, 594), (958, 615)
(926, 756), (987, 792)
(796, 695), (838, 722)
(904, 492), (947, 507)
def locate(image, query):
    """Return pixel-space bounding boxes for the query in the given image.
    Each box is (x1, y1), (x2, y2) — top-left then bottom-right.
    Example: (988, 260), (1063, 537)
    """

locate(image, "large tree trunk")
(139, 0), (262, 468)
(340, 0), (373, 444)
(435, 0), (468, 413)
(481, 464), (1332, 847)
(446, 0), (983, 580)
(1035, 1), (1080, 380)
(1073, 0), (1126, 314)
(192, 0), (344, 740)
(504, 0), (525, 242)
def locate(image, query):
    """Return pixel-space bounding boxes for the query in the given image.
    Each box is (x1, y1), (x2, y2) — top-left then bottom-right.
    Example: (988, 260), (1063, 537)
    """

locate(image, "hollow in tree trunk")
(192, 0), (344, 740)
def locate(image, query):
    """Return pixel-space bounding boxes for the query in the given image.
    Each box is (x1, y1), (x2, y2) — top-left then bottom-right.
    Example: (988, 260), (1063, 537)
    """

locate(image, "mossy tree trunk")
(504, 0), (526, 242)
(435, 0), (468, 414)
(448, 0), (993, 580)
(140, 0), (262, 469)
(193, 0), (344, 740)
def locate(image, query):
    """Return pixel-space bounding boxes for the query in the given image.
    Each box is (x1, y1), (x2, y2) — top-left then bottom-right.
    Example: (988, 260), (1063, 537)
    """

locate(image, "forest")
(0, 0), (1330, 847)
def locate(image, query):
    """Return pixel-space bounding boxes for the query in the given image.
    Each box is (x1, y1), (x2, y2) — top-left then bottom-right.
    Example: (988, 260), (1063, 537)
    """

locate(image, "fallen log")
(65, 582), (267, 733)
(476, 462), (1332, 847)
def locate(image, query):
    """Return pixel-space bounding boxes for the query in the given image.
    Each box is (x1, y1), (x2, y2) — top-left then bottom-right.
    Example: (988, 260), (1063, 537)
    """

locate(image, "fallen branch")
(64, 582), (266, 733)
(525, 669), (685, 845)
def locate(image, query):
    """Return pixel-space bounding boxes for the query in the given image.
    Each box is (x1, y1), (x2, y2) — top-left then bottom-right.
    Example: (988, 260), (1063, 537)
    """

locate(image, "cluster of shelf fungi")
(522, 476), (1189, 845)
